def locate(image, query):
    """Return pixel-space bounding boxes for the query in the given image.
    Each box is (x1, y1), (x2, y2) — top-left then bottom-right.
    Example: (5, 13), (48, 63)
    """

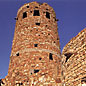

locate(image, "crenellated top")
(17, 2), (56, 16)
(15, 1), (58, 23)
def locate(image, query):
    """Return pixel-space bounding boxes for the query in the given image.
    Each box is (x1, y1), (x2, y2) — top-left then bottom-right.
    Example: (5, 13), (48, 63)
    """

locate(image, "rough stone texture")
(62, 28), (86, 86)
(0, 2), (62, 86)
(1, 1), (86, 86)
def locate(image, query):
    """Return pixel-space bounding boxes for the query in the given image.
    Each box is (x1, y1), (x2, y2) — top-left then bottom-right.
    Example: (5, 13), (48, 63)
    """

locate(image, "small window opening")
(14, 17), (18, 20)
(16, 83), (23, 86)
(54, 41), (55, 43)
(39, 58), (42, 60)
(46, 12), (50, 19)
(48, 33), (50, 35)
(0, 79), (4, 86)
(55, 18), (59, 21)
(57, 37), (59, 40)
(34, 44), (38, 47)
(34, 69), (39, 73)
(43, 12), (45, 14)
(23, 12), (27, 19)
(35, 6), (38, 8)
(27, 6), (29, 8)
(16, 53), (19, 56)
(46, 8), (48, 10)
(65, 53), (73, 62)
(81, 77), (86, 84)
(36, 23), (40, 26)
(33, 10), (40, 16)
(49, 53), (53, 60)
(46, 25), (48, 27)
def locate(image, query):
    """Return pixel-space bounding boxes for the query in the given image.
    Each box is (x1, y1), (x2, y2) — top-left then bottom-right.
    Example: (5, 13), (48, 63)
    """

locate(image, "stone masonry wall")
(62, 28), (86, 86)
(0, 2), (62, 86)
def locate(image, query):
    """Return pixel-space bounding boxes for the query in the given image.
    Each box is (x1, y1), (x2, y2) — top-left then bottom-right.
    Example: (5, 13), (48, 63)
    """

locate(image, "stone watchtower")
(0, 2), (61, 86)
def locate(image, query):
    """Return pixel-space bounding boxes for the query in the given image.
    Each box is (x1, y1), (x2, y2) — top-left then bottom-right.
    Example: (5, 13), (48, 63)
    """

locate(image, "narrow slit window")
(46, 12), (50, 19)
(36, 23), (40, 26)
(39, 58), (42, 60)
(16, 53), (19, 56)
(34, 44), (38, 47)
(35, 6), (38, 8)
(33, 10), (40, 16)
(34, 69), (39, 73)
(65, 53), (73, 62)
(16, 83), (23, 86)
(49, 53), (53, 60)
(23, 12), (27, 19)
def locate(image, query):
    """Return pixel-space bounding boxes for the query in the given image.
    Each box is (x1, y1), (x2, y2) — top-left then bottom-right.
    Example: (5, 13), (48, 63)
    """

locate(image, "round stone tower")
(1, 2), (61, 86)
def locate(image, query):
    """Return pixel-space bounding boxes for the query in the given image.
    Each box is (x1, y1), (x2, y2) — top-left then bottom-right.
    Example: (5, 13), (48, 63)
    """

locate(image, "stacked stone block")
(0, 2), (61, 86)
(62, 28), (86, 86)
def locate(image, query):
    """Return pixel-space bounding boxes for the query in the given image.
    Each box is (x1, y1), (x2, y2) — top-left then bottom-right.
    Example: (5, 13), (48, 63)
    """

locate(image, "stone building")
(62, 28), (86, 86)
(0, 2), (62, 86)
(0, 1), (86, 86)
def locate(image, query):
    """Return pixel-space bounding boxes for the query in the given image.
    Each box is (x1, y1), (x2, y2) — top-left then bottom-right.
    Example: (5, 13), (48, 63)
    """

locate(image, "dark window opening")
(14, 17), (18, 20)
(49, 53), (53, 60)
(23, 12), (27, 19)
(57, 37), (59, 40)
(36, 23), (40, 26)
(27, 6), (29, 8)
(55, 19), (59, 21)
(34, 44), (38, 47)
(65, 53), (73, 62)
(46, 25), (48, 27)
(43, 12), (45, 14)
(16, 83), (23, 86)
(54, 41), (55, 43)
(33, 10), (40, 16)
(81, 77), (86, 83)
(46, 12), (50, 19)
(39, 58), (42, 60)
(0, 79), (4, 86)
(16, 53), (19, 56)
(48, 33), (50, 35)
(34, 69), (39, 73)
(46, 8), (48, 10)
(35, 6), (38, 8)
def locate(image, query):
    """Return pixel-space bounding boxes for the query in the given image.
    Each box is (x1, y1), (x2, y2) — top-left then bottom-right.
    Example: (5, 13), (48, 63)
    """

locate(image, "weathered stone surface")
(62, 28), (86, 86)
(1, 1), (86, 86)
(1, 1), (61, 86)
